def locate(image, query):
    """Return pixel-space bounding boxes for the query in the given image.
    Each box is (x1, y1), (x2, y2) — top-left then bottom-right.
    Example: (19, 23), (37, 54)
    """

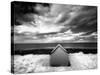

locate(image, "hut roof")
(51, 44), (67, 54)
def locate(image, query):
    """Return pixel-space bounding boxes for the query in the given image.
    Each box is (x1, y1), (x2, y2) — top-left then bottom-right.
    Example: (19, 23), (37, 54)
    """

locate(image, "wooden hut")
(50, 44), (70, 67)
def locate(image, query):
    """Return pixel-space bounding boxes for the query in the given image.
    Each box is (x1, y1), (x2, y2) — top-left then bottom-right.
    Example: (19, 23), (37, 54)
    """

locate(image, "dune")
(12, 52), (97, 73)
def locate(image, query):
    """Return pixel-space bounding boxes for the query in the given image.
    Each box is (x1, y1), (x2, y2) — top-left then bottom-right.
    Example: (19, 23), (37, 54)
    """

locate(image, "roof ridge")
(51, 44), (67, 54)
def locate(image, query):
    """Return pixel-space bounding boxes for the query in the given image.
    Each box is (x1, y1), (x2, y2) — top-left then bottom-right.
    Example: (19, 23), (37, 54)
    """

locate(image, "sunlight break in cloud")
(14, 14), (65, 34)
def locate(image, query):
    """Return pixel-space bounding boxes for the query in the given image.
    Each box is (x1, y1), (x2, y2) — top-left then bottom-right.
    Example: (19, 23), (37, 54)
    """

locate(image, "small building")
(50, 44), (70, 67)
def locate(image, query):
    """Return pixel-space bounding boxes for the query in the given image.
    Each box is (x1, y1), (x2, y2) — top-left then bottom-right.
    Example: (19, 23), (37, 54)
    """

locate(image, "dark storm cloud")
(48, 5), (97, 35)
(11, 1), (51, 25)
(68, 6), (97, 34)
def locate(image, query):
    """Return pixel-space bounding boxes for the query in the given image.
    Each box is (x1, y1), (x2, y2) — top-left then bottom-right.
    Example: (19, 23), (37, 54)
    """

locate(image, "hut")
(50, 44), (70, 67)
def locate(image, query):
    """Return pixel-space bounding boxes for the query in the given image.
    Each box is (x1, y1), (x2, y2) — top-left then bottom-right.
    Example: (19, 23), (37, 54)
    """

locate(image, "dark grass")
(11, 43), (97, 55)
(13, 43), (97, 50)
(12, 48), (97, 55)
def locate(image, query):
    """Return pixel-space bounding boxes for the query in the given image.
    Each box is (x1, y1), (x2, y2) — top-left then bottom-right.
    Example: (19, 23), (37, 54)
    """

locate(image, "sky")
(12, 2), (97, 43)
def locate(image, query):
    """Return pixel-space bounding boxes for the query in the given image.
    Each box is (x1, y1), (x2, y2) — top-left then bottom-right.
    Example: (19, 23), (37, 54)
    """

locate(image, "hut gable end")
(50, 44), (70, 67)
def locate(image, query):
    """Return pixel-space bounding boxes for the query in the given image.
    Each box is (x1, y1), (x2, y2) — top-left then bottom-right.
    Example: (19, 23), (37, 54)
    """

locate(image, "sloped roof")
(51, 44), (67, 54)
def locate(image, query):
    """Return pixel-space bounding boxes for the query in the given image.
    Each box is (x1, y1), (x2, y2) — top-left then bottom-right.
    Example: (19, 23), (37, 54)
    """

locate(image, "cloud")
(69, 6), (97, 33)
(14, 29), (88, 43)
(14, 5), (82, 35)
(74, 32), (97, 42)
(14, 21), (65, 34)
(44, 30), (86, 43)
(13, 3), (97, 43)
